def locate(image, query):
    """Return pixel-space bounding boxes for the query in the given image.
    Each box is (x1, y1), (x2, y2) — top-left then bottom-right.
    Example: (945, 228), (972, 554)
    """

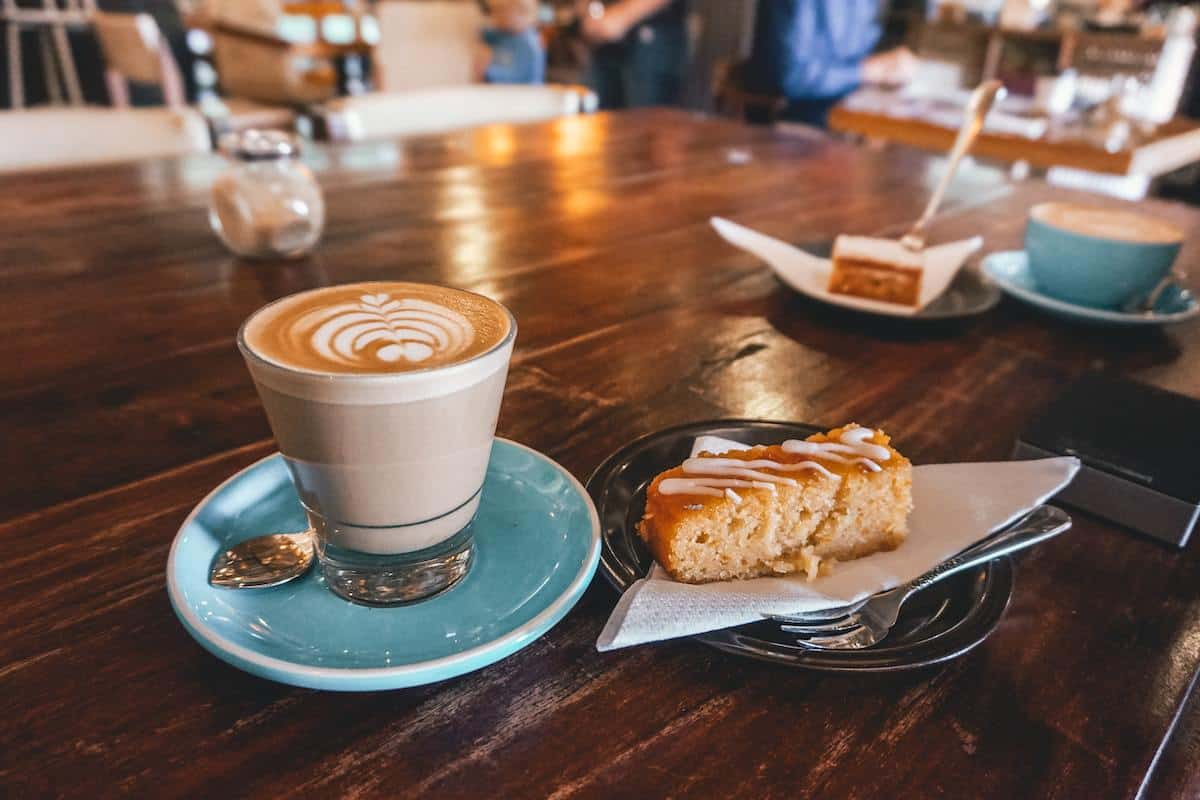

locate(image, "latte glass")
(238, 282), (516, 605)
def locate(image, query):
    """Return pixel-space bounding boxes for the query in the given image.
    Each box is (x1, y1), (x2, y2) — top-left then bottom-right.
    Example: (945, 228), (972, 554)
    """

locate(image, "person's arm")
(482, 32), (545, 84)
(579, 0), (675, 43)
(751, 0), (882, 100)
(474, 38), (496, 82)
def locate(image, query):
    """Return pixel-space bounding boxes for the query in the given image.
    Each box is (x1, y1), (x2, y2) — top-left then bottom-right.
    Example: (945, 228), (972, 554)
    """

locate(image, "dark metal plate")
(587, 419), (1014, 672)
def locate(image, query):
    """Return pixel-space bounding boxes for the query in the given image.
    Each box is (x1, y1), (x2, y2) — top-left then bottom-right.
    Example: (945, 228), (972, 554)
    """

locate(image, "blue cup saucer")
(981, 251), (1199, 326)
(167, 439), (600, 691)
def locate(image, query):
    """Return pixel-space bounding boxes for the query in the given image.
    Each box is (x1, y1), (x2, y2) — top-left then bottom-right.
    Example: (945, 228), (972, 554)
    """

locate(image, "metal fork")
(773, 505), (1071, 650)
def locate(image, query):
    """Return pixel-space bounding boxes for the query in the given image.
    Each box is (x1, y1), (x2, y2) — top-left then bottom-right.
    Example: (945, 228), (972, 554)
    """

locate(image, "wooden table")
(3, 109), (1200, 799)
(829, 95), (1200, 178)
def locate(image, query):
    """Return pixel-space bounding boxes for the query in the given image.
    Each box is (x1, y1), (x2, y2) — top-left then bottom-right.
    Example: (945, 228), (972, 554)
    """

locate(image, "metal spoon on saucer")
(210, 531), (315, 588)
(899, 80), (1005, 253)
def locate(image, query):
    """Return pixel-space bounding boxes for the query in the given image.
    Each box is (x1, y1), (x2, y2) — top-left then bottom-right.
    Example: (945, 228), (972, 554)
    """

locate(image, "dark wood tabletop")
(3, 109), (1200, 799)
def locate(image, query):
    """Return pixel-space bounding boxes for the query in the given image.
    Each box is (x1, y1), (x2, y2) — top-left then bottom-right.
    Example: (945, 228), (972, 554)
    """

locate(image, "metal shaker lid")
(219, 129), (301, 161)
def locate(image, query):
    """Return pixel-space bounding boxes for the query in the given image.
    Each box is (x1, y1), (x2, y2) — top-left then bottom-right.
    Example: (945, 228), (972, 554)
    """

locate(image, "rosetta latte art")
(308, 292), (476, 367)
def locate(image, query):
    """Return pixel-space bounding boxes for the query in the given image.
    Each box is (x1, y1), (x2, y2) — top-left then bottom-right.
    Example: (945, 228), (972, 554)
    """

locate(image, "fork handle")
(902, 505), (1071, 596)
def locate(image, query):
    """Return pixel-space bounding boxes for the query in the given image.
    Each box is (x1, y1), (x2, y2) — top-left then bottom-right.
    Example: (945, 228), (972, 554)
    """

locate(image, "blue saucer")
(982, 250), (1199, 326)
(167, 439), (600, 691)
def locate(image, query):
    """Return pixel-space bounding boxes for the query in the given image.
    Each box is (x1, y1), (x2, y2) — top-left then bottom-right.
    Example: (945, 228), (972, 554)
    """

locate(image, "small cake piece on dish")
(638, 424), (912, 584)
(828, 235), (924, 307)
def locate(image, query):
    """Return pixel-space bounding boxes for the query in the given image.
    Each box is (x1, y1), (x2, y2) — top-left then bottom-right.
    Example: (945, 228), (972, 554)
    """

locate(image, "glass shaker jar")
(209, 129), (325, 259)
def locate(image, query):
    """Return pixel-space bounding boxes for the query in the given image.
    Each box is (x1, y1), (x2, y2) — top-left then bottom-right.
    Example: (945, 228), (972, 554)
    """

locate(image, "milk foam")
(1032, 203), (1182, 244)
(307, 293), (475, 368)
(242, 282), (511, 377)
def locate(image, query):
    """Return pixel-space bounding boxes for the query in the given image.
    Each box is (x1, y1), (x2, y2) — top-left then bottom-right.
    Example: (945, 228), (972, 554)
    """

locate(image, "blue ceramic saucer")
(982, 250), (1199, 326)
(167, 439), (600, 691)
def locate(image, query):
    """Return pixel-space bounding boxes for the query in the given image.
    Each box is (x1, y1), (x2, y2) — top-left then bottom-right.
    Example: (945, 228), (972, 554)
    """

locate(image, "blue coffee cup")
(1025, 202), (1182, 309)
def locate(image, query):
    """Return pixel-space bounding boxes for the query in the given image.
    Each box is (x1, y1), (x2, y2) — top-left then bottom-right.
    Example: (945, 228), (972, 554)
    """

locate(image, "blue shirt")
(482, 28), (545, 85)
(746, 0), (882, 101)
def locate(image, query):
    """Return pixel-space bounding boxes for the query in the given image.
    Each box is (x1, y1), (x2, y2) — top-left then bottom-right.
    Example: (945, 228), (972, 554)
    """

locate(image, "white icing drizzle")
(682, 456), (837, 482)
(781, 427), (890, 472)
(659, 477), (779, 498)
(658, 427), (890, 501)
(300, 292), (475, 368)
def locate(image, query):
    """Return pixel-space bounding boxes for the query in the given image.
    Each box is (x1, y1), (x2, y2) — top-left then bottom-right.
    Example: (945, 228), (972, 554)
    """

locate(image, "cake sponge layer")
(638, 425), (912, 583)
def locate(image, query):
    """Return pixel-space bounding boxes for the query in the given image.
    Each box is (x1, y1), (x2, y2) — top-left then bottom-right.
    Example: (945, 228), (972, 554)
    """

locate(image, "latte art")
(308, 293), (475, 367)
(242, 281), (512, 375)
(1032, 202), (1182, 244)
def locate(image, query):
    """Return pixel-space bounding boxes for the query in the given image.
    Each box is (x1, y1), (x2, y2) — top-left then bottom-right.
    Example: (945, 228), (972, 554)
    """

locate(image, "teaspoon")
(209, 531), (316, 588)
(900, 80), (1005, 252)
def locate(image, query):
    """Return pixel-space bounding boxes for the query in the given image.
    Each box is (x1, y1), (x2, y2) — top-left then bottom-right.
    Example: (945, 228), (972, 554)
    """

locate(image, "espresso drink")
(239, 281), (516, 605)
(1025, 202), (1184, 309)
(1031, 203), (1183, 244)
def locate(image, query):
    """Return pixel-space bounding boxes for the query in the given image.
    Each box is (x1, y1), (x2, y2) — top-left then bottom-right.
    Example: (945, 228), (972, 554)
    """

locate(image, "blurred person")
(577, 0), (688, 109)
(745, 0), (918, 127)
(476, 0), (546, 84)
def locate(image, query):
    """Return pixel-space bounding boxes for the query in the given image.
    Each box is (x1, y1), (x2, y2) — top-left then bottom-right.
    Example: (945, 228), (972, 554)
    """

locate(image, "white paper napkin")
(711, 217), (983, 317)
(596, 436), (1079, 651)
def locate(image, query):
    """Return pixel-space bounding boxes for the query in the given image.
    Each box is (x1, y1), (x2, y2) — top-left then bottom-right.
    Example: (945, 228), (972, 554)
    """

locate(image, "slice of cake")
(638, 424), (912, 583)
(828, 235), (924, 307)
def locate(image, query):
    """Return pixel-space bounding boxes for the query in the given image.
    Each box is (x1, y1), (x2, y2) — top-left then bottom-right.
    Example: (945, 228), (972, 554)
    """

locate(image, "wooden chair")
(91, 10), (186, 109)
(2, 0), (95, 108)
(209, 27), (338, 105)
(0, 106), (210, 172)
(203, 0), (340, 106)
(91, 10), (298, 135)
(372, 0), (485, 91)
(321, 84), (598, 142)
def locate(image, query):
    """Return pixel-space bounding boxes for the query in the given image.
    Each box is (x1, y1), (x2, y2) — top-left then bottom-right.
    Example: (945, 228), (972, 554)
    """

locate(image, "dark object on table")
(1013, 372), (1200, 548)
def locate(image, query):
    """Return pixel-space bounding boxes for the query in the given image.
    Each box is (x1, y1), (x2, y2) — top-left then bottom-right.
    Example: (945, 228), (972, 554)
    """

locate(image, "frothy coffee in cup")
(243, 282), (512, 375)
(1031, 203), (1182, 245)
(1025, 202), (1185, 309)
(238, 281), (516, 606)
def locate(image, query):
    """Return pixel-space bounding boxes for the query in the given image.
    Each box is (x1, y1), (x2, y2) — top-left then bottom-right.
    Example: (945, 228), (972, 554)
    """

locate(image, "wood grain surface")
(2, 109), (1199, 799)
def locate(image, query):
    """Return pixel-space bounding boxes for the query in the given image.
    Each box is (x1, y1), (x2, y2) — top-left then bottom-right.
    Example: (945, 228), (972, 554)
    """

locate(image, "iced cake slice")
(828, 235), (924, 307)
(638, 424), (912, 583)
